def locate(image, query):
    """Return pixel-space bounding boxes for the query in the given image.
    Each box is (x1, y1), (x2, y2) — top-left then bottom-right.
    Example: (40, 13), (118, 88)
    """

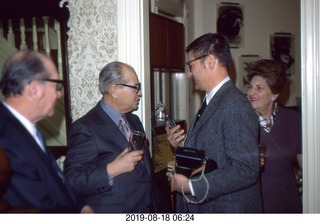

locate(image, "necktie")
(36, 129), (64, 182)
(120, 115), (132, 142)
(194, 99), (207, 125)
(36, 129), (46, 151)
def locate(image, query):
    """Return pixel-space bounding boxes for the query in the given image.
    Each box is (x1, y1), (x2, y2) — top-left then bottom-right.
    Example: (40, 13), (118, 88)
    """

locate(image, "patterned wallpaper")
(63, 0), (118, 121)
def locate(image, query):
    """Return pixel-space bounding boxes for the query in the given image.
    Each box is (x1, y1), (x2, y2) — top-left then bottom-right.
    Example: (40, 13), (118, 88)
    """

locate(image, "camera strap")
(190, 162), (206, 177)
(170, 159), (207, 209)
(170, 159), (206, 191)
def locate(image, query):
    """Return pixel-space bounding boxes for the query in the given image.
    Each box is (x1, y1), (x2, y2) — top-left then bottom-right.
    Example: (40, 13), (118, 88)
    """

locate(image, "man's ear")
(109, 84), (119, 99)
(26, 81), (43, 101)
(207, 54), (216, 70)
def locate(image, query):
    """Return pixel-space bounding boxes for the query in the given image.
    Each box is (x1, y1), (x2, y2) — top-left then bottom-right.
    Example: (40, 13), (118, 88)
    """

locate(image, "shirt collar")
(99, 99), (122, 125)
(205, 76), (230, 104)
(2, 102), (37, 137)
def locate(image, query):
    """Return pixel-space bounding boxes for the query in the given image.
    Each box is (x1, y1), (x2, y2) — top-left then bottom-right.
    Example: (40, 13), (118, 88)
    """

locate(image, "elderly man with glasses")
(0, 50), (92, 213)
(63, 61), (164, 213)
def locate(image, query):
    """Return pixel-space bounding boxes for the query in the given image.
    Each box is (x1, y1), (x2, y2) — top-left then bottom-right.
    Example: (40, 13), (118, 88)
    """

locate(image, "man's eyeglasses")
(186, 54), (209, 72)
(41, 79), (64, 91)
(117, 83), (141, 93)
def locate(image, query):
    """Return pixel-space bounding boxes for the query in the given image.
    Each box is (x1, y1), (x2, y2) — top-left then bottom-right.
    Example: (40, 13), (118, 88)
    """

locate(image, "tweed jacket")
(177, 80), (263, 213)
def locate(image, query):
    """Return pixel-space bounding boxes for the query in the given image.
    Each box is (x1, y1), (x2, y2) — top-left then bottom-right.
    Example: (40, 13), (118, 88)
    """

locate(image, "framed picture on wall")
(238, 55), (261, 93)
(270, 33), (295, 76)
(217, 2), (244, 48)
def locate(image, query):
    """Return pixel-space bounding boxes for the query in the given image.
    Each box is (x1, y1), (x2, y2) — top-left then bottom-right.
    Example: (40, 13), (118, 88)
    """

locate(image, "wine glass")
(130, 131), (145, 151)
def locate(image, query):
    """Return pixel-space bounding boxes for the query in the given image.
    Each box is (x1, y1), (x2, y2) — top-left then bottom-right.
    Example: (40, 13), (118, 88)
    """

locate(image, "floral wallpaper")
(63, 0), (118, 121)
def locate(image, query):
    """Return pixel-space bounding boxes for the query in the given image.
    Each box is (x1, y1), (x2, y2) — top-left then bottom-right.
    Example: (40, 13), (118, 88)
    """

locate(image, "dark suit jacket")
(0, 103), (84, 213)
(63, 102), (160, 213)
(178, 80), (263, 213)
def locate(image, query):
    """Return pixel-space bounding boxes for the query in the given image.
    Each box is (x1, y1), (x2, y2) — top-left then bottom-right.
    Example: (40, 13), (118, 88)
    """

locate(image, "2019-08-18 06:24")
(125, 214), (195, 222)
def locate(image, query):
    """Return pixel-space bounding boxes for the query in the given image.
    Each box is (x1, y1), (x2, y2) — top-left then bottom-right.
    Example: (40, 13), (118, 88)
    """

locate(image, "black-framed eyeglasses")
(117, 82), (141, 93)
(186, 54), (209, 72)
(41, 79), (64, 91)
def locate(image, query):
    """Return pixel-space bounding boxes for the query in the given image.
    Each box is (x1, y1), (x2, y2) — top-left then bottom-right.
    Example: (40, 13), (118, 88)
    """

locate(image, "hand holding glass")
(130, 131), (145, 151)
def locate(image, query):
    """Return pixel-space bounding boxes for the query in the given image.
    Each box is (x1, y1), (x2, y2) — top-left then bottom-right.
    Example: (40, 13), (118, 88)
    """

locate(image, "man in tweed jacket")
(166, 33), (262, 213)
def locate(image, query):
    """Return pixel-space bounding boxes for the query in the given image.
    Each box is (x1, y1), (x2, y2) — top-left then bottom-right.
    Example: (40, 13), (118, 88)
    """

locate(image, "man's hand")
(167, 172), (190, 194)
(106, 148), (144, 178)
(165, 122), (185, 149)
(80, 205), (94, 213)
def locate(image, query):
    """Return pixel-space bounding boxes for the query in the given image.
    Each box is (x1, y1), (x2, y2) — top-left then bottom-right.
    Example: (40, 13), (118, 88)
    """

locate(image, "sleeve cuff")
(189, 180), (195, 196)
(107, 172), (113, 186)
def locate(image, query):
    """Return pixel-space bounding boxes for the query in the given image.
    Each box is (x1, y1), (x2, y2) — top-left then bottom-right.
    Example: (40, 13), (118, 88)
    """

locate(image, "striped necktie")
(120, 115), (132, 142)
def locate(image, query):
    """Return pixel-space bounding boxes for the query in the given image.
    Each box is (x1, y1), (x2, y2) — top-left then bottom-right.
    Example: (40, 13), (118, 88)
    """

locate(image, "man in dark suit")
(63, 61), (162, 213)
(166, 33), (263, 213)
(0, 50), (92, 213)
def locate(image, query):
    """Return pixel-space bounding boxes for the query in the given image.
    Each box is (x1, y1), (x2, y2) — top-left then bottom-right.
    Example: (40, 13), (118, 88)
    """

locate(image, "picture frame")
(238, 55), (261, 93)
(217, 2), (244, 48)
(270, 33), (295, 76)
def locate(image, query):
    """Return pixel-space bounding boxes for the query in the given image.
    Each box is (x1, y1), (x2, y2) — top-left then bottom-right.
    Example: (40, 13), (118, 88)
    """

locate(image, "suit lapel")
(187, 81), (233, 139)
(94, 104), (129, 150)
(1, 103), (65, 182)
(19, 122), (64, 182)
(94, 104), (152, 176)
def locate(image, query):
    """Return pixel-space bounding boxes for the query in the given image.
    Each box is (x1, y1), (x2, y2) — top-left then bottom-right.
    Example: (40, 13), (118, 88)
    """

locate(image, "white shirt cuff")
(189, 180), (195, 196)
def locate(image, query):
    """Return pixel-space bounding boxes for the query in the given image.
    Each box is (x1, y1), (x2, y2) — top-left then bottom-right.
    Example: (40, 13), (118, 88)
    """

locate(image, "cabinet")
(149, 13), (186, 213)
(149, 13), (185, 70)
(149, 13), (185, 114)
